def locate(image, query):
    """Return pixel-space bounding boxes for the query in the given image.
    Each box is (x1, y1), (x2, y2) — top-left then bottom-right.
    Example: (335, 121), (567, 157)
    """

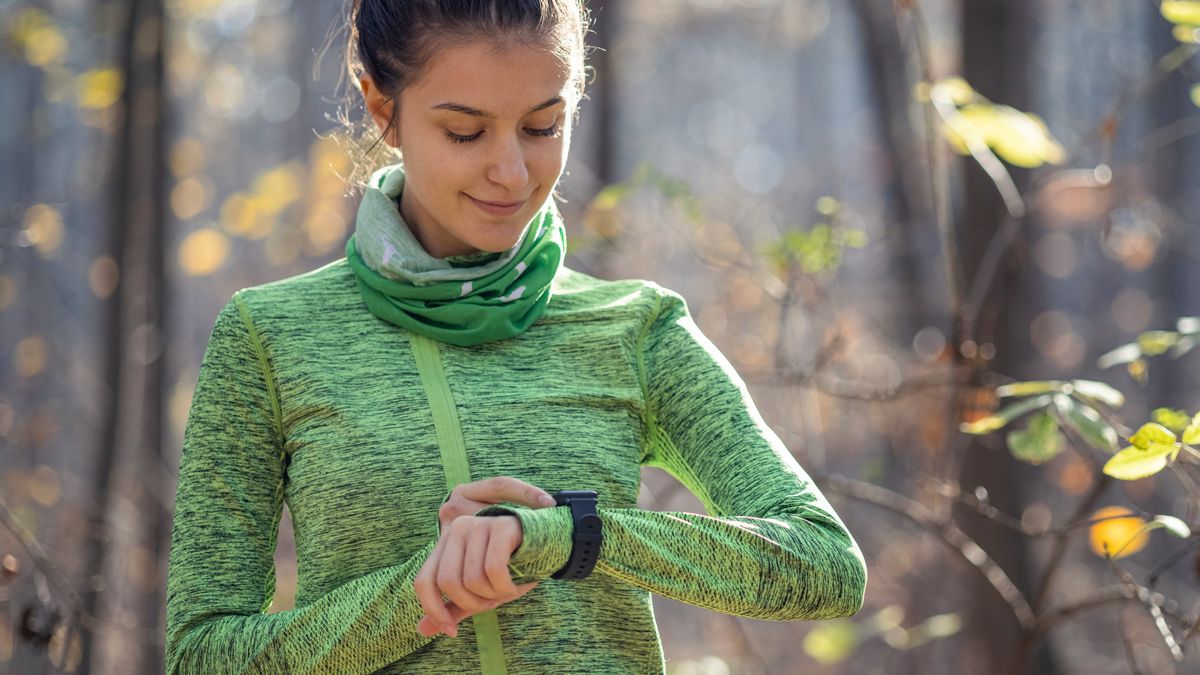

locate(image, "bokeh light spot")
(179, 227), (230, 276)
(88, 255), (120, 299)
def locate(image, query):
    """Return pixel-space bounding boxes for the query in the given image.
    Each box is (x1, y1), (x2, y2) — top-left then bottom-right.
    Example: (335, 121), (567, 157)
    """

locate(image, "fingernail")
(540, 494), (555, 506)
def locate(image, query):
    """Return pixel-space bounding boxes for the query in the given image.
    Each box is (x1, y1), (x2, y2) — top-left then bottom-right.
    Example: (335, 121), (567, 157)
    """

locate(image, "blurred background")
(3, 0), (1200, 672)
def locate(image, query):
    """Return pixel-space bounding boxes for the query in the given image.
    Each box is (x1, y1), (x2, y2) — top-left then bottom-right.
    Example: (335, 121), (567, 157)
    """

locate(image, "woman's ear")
(360, 74), (400, 147)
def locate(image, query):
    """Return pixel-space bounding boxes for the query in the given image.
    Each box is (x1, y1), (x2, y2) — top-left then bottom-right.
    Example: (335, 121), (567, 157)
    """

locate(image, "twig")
(918, 475), (1031, 536)
(1034, 584), (1193, 639)
(1146, 537), (1200, 588)
(1106, 557), (1184, 662)
(815, 471), (1036, 631)
(897, 0), (961, 321)
(1032, 473), (1113, 610)
(0, 492), (82, 611)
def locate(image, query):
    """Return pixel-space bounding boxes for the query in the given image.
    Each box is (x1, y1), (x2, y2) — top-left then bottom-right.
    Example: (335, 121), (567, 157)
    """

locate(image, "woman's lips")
(467, 194), (525, 216)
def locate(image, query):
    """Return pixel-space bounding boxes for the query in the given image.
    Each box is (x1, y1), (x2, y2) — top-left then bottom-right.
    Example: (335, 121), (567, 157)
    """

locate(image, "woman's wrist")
(477, 504), (574, 582)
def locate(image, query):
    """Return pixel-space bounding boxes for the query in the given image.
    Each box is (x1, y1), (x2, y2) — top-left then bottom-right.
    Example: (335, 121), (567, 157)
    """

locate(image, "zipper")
(410, 333), (508, 675)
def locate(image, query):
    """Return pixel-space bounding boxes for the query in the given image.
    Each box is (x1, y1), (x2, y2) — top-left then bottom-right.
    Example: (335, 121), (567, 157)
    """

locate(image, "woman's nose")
(487, 135), (530, 192)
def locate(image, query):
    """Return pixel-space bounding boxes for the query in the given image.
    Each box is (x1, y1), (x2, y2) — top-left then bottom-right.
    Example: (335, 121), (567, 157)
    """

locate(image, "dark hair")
(330, 0), (592, 186)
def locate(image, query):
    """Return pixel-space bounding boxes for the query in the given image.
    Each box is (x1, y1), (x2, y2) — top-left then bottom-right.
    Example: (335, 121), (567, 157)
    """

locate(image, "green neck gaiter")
(345, 163), (566, 347)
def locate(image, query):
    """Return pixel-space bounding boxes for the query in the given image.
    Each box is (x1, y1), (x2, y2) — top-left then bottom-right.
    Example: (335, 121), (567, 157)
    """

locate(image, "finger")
(437, 519), (495, 618)
(420, 579), (541, 634)
(439, 496), (504, 535)
(414, 537), (453, 633)
(484, 521), (518, 597)
(457, 476), (556, 509)
(463, 521), (502, 600)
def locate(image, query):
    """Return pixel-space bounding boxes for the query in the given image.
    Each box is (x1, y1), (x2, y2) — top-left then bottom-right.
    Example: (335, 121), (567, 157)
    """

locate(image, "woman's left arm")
(479, 286), (867, 621)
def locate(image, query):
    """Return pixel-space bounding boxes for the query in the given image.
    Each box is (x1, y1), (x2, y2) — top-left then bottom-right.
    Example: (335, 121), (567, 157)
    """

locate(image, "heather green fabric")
(164, 260), (868, 674)
(345, 163), (566, 347)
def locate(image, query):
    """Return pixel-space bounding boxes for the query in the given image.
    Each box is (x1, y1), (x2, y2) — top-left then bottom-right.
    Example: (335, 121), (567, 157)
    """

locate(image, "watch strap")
(550, 490), (601, 580)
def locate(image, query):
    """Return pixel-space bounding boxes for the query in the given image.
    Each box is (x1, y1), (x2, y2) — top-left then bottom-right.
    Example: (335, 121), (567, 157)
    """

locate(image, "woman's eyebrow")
(431, 95), (564, 119)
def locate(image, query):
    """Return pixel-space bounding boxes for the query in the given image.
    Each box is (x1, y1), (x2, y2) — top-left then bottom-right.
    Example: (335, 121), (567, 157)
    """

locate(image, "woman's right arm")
(165, 292), (439, 675)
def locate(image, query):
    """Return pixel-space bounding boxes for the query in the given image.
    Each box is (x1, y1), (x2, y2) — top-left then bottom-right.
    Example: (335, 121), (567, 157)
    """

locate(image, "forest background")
(2, 0), (1200, 673)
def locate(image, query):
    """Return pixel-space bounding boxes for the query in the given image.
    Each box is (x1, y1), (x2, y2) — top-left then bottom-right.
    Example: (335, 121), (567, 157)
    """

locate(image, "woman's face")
(362, 39), (575, 259)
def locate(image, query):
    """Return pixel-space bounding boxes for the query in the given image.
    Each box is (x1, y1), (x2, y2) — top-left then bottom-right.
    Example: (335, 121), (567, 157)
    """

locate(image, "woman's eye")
(444, 124), (561, 145)
(527, 124), (561, 138)
(445, 130), (482, 144)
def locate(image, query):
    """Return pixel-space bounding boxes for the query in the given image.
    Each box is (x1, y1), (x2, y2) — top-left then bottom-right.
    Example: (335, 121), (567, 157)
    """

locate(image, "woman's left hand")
(414, 513), (536, 638)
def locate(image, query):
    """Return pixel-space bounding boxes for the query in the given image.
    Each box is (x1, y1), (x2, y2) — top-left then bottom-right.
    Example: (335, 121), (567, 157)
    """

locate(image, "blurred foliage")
(920, 76), (1065, 169)
(803, 605), (962, 664)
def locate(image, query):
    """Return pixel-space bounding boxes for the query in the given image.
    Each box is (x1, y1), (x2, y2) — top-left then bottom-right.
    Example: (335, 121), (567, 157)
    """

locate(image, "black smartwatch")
(550, 490), (602, 580)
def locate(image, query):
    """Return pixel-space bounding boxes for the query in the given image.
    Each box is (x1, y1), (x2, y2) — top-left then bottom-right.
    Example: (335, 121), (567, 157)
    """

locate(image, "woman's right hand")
(415, 477), (556, 637)
(435, 476), (556, 535)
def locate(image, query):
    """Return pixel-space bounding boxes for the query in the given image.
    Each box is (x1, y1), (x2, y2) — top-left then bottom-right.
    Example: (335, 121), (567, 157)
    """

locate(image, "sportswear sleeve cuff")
(477, 504), (573, 583)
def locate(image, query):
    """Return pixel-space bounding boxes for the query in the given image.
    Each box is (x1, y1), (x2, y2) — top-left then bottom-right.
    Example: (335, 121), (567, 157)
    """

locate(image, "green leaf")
(1152, 408), (1190, 433)
(960, 394), (1052, 434)
(996, 380), (1065, 398)
(1006, 412), (1065, 465)
(1098, 343), (1141, 369)
(1176, 25), (1200, 43)
(1103, 446), (1173, 480)
(802, 619), (857, 664)
(1137, 330), (1180, 356)
(1152, 514), (1191, 538)
(592, 183), (632, 210)
(815, 196), (840, 216)
(1054, 395), (1118, 452)
(1169, 334), (1198, 359)
(1069, 380), (1125, 408)
(1182, 412), (1200, 445)
(1129, 422), (1177, 449)
(1162, 1), (1200, 26)
(842, 228), (869, 248)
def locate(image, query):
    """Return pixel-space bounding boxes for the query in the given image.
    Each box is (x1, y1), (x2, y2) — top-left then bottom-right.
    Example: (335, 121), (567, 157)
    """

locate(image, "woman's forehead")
(406, 40), (574, 115)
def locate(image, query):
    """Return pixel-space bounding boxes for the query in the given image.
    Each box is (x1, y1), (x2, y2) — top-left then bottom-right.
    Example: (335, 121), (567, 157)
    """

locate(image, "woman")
(164, 1), (867, 673)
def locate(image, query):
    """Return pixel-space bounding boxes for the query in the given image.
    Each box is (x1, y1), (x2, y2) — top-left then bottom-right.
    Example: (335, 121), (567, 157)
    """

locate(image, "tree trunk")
(953, 2), (1058, 674)
(79, 0), (168, 672)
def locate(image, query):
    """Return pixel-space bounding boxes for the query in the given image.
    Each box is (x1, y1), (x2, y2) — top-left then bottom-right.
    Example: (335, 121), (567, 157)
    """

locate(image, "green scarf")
(345, 163), (566, 347)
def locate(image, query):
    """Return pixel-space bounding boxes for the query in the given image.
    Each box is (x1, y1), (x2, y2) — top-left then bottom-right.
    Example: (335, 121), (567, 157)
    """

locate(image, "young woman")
(164, 1), (867, 673)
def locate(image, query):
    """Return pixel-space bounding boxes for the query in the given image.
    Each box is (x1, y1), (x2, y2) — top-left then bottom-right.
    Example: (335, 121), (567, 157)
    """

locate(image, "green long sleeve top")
(164, 258), (867, 674)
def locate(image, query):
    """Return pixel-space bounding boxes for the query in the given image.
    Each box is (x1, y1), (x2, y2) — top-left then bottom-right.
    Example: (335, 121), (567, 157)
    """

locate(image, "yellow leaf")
(1177, 25), (1200, 43)
(1162, 0), (1200, 26)
(1088, 506), (1149, 558)
(986, 106), (1065, 168)
(960, 416), (1004, 434)
(931, 76), (977, 105)
(945, 104), (1064, 168)
(1191, 83), (1200, 109)
(77, 69), (123, 110)
(1129, 422), (1176, 449)
(1137, 329), (1179, 355)
(1183, 412), (1200, 445)
(803, 619), (857, 664)
(1103, 446), (1173, 481)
